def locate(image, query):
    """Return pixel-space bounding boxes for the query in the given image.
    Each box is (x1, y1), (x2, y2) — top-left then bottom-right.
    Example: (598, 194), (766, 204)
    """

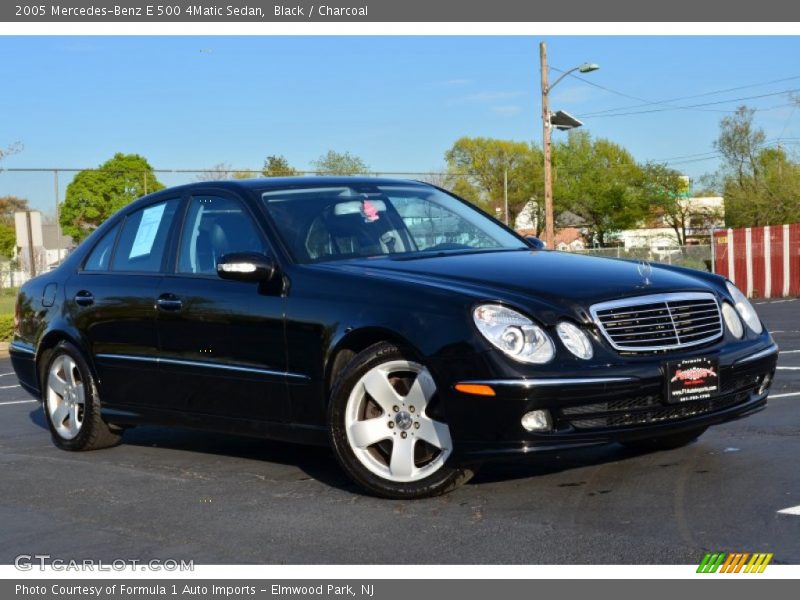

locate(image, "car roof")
(143, 176), (429, 199)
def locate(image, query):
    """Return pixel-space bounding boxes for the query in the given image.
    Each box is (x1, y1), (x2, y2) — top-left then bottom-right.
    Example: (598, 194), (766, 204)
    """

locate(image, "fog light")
(521, 410), (552, 432)
(758, 373), (773, 395)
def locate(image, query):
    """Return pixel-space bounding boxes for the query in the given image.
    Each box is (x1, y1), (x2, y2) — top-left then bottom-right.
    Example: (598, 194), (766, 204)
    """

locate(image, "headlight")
(473, 304), (555, 364)
(725, 281), (763, 334)
(556, 321), (593, 360)
(721, 302), (744, 338)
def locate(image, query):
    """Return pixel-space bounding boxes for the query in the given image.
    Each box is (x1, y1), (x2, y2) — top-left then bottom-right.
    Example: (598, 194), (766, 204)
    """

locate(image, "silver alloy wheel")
(344, 360), (452, 483)
(46, 355), (86, 440)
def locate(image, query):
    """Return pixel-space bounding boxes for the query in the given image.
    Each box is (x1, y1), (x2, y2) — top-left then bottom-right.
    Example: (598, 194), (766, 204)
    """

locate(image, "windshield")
(261, 183), (526, 263)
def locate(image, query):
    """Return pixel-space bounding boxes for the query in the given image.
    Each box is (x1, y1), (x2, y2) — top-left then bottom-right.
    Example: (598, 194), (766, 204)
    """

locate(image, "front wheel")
(328, 342), (472, 499)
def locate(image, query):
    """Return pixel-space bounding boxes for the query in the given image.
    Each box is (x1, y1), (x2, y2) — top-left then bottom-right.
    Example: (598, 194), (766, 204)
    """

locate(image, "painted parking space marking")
(780, 350), (800, 354)
(769, 392), (800, 399)
(0, 384), (20, 389)
(0, 399), (37, 406)
(776, 367), (800, 371)
(777, 505), (800, 516)
(0, 372), (17, 377)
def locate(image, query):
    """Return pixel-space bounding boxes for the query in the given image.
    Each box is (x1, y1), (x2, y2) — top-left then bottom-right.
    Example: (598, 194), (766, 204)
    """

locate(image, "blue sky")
(2, 35), (800, 212)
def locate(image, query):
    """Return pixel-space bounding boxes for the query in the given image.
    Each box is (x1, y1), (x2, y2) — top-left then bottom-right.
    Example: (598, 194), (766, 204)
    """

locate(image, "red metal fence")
(713, 224), (800, 298)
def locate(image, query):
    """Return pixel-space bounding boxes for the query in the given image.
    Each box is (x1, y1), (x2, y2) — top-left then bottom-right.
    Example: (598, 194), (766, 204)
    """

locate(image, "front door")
(155, 192), (288, 422)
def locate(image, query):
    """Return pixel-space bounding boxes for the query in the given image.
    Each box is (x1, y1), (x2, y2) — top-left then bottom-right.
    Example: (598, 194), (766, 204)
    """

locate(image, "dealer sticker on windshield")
(666, 356), (720, 403)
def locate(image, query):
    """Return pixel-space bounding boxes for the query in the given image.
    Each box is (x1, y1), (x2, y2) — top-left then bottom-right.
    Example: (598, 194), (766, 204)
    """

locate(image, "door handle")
(156, 294), (183, 311)
(74, 290), (94, 307)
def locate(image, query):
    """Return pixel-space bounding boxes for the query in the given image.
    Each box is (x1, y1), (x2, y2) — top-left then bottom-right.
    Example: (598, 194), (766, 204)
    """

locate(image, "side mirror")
(525, 235), (547, 250)
(216, 252), (276, 282)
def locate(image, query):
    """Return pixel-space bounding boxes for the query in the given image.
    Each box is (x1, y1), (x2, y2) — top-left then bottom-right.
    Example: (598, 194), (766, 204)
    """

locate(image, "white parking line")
(778, 505), (800, 516)
(781, 350), (800, 354)
(777, 367), (800, 371)
(0, 399), (37, 406)
(0, 372), (17, 377)
(770, 392), (800, 399)
(0, 384), (20, 389)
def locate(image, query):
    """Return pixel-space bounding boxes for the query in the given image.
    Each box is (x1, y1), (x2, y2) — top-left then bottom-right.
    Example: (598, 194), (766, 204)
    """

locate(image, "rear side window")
(83, 223), (120, 271)
(111, 199), (180, 272)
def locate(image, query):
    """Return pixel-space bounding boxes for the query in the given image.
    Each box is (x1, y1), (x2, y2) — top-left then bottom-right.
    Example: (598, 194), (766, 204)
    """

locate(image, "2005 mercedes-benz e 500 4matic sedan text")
(10, 177), (778, 498)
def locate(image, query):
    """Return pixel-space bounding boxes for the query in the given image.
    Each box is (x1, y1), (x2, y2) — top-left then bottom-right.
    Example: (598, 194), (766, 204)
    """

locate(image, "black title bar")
(4, 0), (800, 22)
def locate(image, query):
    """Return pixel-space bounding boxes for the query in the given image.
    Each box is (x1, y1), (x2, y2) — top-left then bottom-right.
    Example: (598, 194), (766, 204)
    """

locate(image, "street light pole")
(538, 42), (599, 249)
(539, 42), (554, 249)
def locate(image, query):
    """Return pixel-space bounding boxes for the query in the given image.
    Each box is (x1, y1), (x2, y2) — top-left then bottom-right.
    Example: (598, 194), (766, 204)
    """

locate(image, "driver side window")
(177, 196), (267, 275)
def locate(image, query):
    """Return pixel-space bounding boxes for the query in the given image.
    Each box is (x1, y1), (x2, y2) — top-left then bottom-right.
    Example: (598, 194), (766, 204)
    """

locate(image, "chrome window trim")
(589, 292), (723, 352)
(94, 353), (309, 381)
(458, 377), (635, 388)
(734, 344), (779, 365)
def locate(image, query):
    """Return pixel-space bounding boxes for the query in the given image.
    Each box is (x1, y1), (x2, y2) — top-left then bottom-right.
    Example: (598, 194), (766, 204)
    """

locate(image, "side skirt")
(100, 405), (329, 447)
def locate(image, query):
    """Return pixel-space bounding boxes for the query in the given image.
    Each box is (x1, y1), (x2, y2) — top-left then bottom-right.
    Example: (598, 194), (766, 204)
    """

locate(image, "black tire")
(40, 341), (122, 451)
(328, 342), (473, 499)
(621, 427), (708, 452)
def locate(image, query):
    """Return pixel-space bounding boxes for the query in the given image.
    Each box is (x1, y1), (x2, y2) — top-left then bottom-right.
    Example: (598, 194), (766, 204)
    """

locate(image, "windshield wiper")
(389, 247), (526, 261)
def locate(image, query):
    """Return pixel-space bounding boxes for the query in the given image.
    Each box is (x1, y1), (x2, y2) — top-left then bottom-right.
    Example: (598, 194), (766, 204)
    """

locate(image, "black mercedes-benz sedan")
(10, 177), (778, 498)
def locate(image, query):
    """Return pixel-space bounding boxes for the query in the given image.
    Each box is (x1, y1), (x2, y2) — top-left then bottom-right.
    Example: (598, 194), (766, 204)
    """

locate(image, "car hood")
(324, 250), (717, 309)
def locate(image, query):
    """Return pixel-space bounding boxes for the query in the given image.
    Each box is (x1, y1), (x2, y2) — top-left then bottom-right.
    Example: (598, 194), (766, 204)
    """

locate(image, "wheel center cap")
(394, 411), (413, 431)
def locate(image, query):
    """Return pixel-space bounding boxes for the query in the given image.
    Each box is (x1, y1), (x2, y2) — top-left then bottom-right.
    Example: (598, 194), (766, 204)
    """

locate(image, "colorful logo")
(671, 366), (718, 383)
(697, 552), (773, 573)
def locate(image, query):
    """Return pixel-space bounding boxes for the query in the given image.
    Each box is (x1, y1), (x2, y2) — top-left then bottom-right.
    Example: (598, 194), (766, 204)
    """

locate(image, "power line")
(579, 90), (800, 119)
(572, 73), (800, 117)
(551, 66), (737, 115)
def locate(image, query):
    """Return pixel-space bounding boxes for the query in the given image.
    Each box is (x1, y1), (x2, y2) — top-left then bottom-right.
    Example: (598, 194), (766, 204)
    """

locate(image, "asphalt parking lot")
(1, 299), (798, 565)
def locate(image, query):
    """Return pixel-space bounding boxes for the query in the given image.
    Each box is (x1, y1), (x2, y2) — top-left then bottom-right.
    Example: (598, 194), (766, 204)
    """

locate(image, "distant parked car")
(9, 178), (778, 498)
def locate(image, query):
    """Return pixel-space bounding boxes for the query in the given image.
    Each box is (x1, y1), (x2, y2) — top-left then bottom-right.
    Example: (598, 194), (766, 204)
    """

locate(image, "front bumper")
(444, 341), (778, 461)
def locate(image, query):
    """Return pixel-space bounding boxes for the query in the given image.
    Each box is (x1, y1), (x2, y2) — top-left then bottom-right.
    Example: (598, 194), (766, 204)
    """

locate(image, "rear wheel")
(621, 426), (708, 452)
(328, 342), (472, 498)
(41, 341), (122, 451)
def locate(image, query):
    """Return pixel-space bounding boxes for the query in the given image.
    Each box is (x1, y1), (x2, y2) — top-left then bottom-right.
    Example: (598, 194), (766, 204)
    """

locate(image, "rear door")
(155, 191), (289, 422)
(65, 197), (182, 408)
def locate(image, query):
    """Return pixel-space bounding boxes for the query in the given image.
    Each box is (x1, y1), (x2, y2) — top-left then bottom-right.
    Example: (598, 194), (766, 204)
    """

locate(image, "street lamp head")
(578, 63), (600, 73)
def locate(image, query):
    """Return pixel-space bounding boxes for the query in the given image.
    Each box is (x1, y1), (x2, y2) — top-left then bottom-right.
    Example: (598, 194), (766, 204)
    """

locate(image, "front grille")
(591, 292), (723, 352)
(565, 388), (753, 430)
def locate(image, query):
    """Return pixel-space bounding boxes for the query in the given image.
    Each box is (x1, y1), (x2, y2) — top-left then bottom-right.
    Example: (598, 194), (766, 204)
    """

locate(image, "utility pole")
(54, 170), (61, 262)
(25, 210), (36, 278)
(540, 41), (555, 249)
(503, 168), (509, 225)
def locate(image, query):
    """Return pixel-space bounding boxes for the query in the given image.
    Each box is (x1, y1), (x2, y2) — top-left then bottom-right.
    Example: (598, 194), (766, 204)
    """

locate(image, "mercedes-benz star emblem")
(637, 260), (653, 286)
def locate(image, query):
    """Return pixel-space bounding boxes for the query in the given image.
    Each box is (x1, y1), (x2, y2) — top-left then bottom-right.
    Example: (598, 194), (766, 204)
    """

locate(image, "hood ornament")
(637, 260), (653, 286)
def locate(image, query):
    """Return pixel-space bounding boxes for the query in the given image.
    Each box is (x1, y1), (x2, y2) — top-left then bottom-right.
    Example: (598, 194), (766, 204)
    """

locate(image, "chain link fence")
(572, 245), (713, 272)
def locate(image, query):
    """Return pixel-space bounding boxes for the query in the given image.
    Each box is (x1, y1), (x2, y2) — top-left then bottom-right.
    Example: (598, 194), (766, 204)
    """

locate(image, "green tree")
(0, 195), (29, 224)
(60, 153), (164, 242)
(444, 137), (544, 224)
(262, 155), (299, 177)
(0, 196), (29, 258)
(311, 150), (369, 175)
(553, 131), (646, 246)
(0, 223), (15, 259)
(716, 106), (800, 227)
